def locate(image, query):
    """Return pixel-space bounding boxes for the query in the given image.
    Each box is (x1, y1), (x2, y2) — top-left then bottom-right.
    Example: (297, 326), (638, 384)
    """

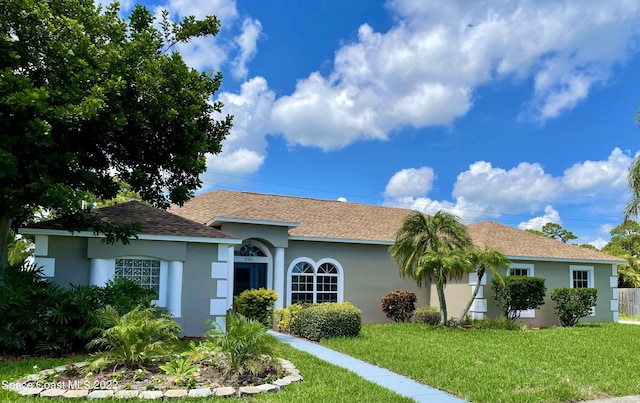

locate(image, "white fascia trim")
(209, 216), (300, 228)
(505, 255), (626, 265)
(288, 236), (394, 245)
(19, 228), (241, 244)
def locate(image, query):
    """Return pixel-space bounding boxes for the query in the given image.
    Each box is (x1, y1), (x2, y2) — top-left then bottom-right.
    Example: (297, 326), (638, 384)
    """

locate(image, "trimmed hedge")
(233, 288), (278, 326)
(381, 291), (417, 323)
(413, 306), (441, 326)
(274, 303), (305, 334)
(296, 302), (362, 341)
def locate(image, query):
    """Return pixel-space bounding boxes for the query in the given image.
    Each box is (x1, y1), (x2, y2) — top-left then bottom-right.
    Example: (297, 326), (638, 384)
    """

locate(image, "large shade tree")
(0, 0), (233, 268)
(390, 210), (472, 326)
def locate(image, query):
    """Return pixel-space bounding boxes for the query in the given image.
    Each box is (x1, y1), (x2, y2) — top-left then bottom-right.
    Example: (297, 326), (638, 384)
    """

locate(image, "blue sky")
(129, 0), (639, 248)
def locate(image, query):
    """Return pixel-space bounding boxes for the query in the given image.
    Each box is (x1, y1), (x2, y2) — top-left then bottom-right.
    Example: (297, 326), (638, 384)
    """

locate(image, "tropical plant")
(550, 288), (598, 327)
(381, 291), (417, 323)
(390, 210), (473, 326)
(491, 276), (546, 321)
(0, 262), (52, 354)
(624, 109), (640, 219)
(87, 306), (181, 370)
(458, 245), (511, 321)
(207, 311), (277, 375)
(159, 357), (200, 386)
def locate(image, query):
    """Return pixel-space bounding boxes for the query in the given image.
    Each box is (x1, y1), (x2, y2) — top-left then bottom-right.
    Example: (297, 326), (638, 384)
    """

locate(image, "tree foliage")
(389, 210), (473, 326)
(0, 0), (232, 267)
(458, 245), (511, 321)
(525, 223), (577, 243)
(624, 108), (640, 220)
(602, 221), (640, 287)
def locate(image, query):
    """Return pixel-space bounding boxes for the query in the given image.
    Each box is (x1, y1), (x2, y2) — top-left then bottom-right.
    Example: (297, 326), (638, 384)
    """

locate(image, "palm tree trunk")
(436, 282), (448, 326)
(458, 268), (485, 323)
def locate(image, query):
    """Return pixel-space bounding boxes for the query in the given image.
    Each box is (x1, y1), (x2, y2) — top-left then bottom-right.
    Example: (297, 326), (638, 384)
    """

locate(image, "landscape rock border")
(10, 358), (302, 399)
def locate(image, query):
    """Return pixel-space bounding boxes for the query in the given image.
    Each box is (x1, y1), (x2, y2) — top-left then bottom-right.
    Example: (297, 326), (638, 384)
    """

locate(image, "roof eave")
(288, 235), (393, 245)
(19, 228), (241, 245)
(506, 254), (627, 265)
(210, 216), (300, 228)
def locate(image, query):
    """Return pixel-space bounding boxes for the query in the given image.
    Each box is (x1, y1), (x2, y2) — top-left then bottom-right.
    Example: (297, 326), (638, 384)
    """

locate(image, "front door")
(233, 263), (267, 296)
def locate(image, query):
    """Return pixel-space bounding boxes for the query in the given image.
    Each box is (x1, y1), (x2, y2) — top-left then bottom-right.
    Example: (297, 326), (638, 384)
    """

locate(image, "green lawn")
(322, 322), (640, 403)
(0, 344), (411, 403)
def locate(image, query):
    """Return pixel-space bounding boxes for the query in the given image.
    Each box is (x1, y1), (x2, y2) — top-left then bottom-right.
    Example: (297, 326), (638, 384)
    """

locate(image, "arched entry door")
(233, 242), (271, 297)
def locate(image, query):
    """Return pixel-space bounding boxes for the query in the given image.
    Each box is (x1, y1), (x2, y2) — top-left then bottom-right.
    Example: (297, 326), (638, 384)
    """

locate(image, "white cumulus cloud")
(518, 206), (562, 231)
(264, 0), (640, 149)
(384, 167), (435, 198)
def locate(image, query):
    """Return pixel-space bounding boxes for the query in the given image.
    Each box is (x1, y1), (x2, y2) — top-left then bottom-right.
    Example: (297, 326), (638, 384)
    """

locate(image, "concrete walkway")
(270, 331), (467, 403)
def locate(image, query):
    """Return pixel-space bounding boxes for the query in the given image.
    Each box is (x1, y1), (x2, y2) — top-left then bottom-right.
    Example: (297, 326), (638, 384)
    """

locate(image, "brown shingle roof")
(26, 201), (237, 240)
(171, 190), (410, 242)
(172, 190), (623, 263)
(467, 221), (625, 263)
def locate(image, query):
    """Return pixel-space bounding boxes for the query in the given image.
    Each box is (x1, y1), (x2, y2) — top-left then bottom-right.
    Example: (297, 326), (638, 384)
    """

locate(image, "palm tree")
(389, 210), (472, 326)
(624, 109), (640, 220)
(458, 245), (511, 321)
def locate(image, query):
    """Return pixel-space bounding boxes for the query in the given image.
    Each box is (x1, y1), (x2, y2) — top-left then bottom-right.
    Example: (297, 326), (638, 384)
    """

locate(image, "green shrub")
(0, 262), (157, 356)
(295, 302), (361, 341)
(491, 276), (546, 321)
(86, 306), (181, 369)
(233, 288), (278, 326)
(0, 262), (52, 354)
(381, 291), (417, 323)
(413, 306), (441, 325)
(550, 287), (598, 327)
(206, 311), (277, 375)
(274, 303), (305, 333)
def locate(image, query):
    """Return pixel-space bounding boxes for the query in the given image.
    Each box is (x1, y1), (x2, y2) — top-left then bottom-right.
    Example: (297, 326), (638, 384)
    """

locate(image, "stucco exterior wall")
(429, 275), (472, 321)
(221, 223), (290, 248)
(46, 236), (90, 288)
(482, 260), (615, 327)
(181, 243), (226, 336)
(284, 240), (430, 323)
(87, 239), (187, 261)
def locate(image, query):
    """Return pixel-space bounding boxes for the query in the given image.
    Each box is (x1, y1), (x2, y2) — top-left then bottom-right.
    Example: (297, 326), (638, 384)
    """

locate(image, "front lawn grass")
(0, 344), (411, 403)
(322, 322), (640, 403)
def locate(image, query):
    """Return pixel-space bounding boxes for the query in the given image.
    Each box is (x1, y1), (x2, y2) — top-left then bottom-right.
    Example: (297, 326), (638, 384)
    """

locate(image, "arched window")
(287, 259), (343, 305)
(316, 263), (339, 303)
(291, 262), (315, 304)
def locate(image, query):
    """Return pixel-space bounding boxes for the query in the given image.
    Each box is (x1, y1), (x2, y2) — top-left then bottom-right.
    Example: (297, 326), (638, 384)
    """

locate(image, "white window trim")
(507, 263), (535, 318)
(569, 265), (595, 316)
(286, 257), (344, 306)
